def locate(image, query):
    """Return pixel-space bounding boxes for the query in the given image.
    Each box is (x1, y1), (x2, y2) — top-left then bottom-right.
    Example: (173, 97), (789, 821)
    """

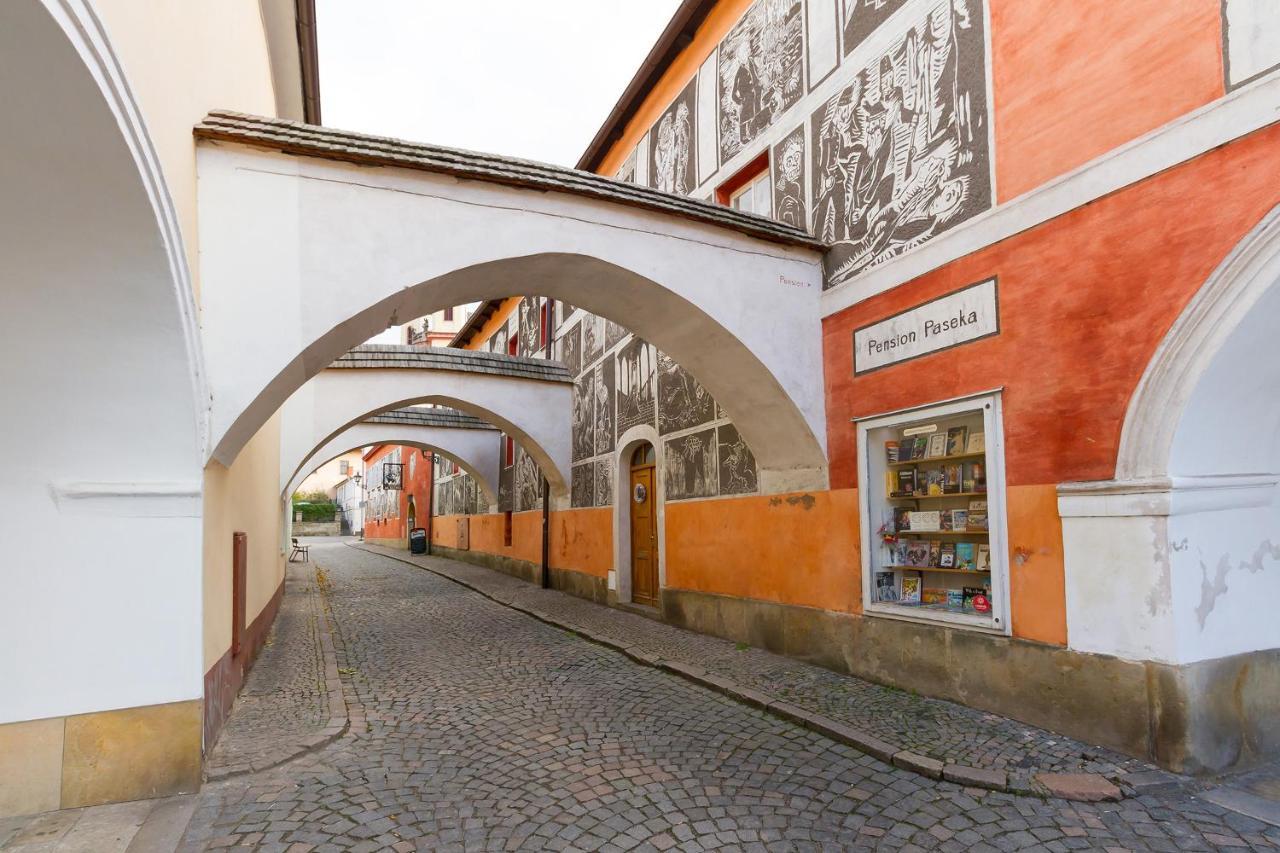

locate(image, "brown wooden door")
(629, 464), (658, 606)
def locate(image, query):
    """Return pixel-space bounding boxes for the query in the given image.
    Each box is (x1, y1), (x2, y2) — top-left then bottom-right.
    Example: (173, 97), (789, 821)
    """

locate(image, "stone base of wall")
(293, 521), (340, 536)
(430, 544), (610, 605)
(203, 577), (285, 757)
(0, 699), (202, 819)
(659, 587), (1279, 776)
(363, 536), (406, 550)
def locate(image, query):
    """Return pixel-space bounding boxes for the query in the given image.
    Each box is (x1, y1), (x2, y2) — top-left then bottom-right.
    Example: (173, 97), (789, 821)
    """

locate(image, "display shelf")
(883, 566), (990, 575)
(896, 530), (988, 537)
(887, 451), (984, 468)
(888, 491), (988, 501)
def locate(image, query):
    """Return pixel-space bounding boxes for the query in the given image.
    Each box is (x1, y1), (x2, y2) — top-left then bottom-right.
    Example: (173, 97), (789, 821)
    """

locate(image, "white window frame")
(729, 170), (771, 218)
(854, 389), (1012, 636)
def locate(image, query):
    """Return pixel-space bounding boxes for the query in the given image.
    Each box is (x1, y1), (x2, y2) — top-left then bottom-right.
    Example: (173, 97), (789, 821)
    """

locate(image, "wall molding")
(821, 73), (1280, 318)
(51, 481), (203, 517)
(1058, 474), (1280, 519)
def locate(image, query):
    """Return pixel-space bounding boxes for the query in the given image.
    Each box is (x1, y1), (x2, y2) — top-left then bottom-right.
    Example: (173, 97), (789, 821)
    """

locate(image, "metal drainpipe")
(540, 298), (554, 590)
(426, 451), (435, 556)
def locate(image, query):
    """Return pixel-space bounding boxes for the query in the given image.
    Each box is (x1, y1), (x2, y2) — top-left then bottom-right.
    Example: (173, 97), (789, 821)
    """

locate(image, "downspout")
(426, 451), (435, 556)
(541, 298), (554, 589)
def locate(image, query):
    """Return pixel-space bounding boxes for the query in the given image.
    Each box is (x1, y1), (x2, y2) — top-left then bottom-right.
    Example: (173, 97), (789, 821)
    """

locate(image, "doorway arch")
(614, 425), (664, 606)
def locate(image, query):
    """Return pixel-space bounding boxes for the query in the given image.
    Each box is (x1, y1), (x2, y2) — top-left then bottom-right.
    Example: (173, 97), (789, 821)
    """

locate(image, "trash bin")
(409, 527), (427, 554)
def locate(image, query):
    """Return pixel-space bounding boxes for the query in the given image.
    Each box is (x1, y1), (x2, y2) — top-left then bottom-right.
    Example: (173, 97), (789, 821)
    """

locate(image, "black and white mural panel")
(616, 338), (656, 436)
(649, 80), (698, 196)
(812, 0), (992, 288)
(571, 462), (594, 509)
(657, 351), (715, 435)
(718, 0), (805, 166)
(772, 124), (806, 229)
(663, 428), (717, 501)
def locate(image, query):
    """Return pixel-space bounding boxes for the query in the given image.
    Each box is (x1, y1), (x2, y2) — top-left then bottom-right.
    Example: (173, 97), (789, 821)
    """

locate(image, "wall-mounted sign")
(853, 278), (999, 375)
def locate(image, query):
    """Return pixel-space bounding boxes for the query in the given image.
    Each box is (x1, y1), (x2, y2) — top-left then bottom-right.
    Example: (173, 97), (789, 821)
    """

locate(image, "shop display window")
(856, 392), (1009, 633)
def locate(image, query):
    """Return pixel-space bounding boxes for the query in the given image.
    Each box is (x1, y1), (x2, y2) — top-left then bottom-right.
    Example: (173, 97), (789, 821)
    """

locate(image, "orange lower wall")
(665, 491), (861, 614)
(433, 509), (612, 577)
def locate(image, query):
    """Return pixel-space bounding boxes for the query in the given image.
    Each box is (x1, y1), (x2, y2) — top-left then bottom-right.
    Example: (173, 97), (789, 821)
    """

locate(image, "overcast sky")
(316, 0), (683, 168)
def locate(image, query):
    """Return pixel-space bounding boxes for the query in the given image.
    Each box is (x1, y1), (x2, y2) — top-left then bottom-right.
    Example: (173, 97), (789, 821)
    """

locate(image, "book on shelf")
(939, 510), (953, 531)
(893, 540), (911, 566)
(968, 499), (988, 531)
(911, 435), (929, 460)
(875, 571), (899, 603)
(927, 540), (941, 566)
(939, 542), (956, 567)
(946, 426), (968, 456)
(963, 586), (991, 612)
(955, 542), (975, 569)
(896, 468), (917, 496)
(966, 431), (985, 454)
(922, 587), (948, 605)
(892, 506), (912, 533)
(951, 509), (968, 531)
(926, 469), (945, 495)
(909, 510), (941, 532)
(900, 574), (922, 604)
(971, 462), (987, 492)
(943, 463), (962, 494)
(926, 432), (948, 458)
(885, 440), (901, 464)
(904, 540), (931, 567)
(976, 544), (991, 571)
(946, 589), (964, 608)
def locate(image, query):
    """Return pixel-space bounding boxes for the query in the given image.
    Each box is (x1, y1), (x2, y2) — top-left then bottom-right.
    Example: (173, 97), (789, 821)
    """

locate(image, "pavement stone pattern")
(358, 544), (1145, 789)
(204, 563), (346, 780)
(173, 542), (1280, 851)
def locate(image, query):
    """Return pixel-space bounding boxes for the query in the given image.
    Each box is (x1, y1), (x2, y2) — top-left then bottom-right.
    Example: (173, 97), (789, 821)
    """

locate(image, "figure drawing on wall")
(718, 0), (804, 165)
(650, 81), (696, 196)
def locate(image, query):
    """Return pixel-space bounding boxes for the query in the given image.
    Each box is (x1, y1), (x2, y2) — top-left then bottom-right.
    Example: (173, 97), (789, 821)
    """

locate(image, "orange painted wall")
(824, 124), (1280, 491)
(435, 508), (612, 577)
(990, 0), (1224, 202)
(665, 491), (862, 614)
(363, 444), (433, 542)
(464, 298), (520, 351)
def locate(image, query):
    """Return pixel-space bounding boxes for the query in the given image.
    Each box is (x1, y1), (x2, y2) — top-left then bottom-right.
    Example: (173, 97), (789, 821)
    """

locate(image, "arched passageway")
(0, 0), (205, 736)
(280, 347), (572, 500)
(195, 113), (829, 494)
(285, 418), (500, 509)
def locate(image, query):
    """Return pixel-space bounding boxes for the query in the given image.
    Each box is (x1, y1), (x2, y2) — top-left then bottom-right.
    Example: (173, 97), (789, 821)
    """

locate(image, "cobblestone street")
(178, 543), (1280, 851)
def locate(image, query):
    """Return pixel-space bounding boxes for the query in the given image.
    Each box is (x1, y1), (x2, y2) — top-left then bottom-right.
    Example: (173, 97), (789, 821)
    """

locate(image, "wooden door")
(629, 464), (658, 606)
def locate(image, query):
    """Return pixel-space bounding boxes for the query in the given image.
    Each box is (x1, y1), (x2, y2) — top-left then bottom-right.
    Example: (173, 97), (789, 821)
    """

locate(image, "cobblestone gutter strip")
(353, 543), (1149, 804)
(204, 565), (350, 781)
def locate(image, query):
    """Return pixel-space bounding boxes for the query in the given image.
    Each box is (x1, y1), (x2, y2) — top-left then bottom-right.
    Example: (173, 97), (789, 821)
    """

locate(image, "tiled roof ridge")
(195, 111), (826, 251)
(331, 345), (571, 383)
(365, 407), (497, 431)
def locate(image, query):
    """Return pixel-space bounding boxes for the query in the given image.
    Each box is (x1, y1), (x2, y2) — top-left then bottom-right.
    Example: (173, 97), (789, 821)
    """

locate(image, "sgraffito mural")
(616, 338), (656, 436)
(594, 459), (614, 507)
(497, 457), (513, 512)
(593, 359), (616, 456)
(657, 351), (715, 435)
(515, 447), (542, 512)
(558, 320), (582, 376)
(812, 0), (991, 287)
(604, 318), (628, 352)
(581, 314), (603, 369)
(489, 326), (508, 355)
(663, 428), (717, 500)
(518, 297), (542, 356)
(772, 125), (806, 229)
(843, 0), (909, 56)
(717, 423), (759, 495)
(649, 80), (697, 195)
(571, 462), (594, 509)
(718, 0), (804, 166)
(616, 148), (637, 183)
(571, 376), (595, 463)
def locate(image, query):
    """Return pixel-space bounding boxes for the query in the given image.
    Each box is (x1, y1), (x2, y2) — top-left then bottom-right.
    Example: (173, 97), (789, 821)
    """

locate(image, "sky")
(316, 0), (684, 168)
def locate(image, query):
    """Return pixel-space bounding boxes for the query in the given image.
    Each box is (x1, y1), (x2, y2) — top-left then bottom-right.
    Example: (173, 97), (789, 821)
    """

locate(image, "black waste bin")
(409, 527), (427, 554)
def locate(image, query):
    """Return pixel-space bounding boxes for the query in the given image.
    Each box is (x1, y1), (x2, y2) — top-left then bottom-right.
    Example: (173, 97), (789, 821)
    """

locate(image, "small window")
(540, 299), (553, 350)
(715, 151), (770, 217)
(631, 443), (655, 467)
(507, 335), (518, 357)
(444, 306), (454, 322)
(503, 510), (513, 546)
(505, 435), (515, 467)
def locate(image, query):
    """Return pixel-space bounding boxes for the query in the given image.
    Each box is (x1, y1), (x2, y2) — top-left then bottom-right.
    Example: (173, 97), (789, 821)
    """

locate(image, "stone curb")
(352, 544), (1133, 803)
(205, 567), (351, 782)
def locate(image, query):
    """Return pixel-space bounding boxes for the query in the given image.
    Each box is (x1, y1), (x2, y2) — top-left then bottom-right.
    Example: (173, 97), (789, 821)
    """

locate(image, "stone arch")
(196, 126), (829, 493)
(1118, 204), (1280, 481)
(0, 0), (205, 725)
(280, 361), (571, 502)
(285, 421), (500, 509)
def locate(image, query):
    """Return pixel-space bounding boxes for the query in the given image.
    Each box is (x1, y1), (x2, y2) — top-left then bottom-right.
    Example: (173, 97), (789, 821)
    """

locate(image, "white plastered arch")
(196, 140), (829, 493)
(285, 421), (500, 510)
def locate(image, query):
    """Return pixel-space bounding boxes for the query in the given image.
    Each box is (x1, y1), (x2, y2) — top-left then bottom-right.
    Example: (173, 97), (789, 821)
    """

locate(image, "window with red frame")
(715, 151), (771, 218)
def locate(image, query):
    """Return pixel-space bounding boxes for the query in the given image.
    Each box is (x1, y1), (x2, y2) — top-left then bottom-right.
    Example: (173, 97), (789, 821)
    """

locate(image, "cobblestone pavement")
(178, 542), (1280, 851)
(205, 563), (345, 780)
(359, 544), (1141, 787)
